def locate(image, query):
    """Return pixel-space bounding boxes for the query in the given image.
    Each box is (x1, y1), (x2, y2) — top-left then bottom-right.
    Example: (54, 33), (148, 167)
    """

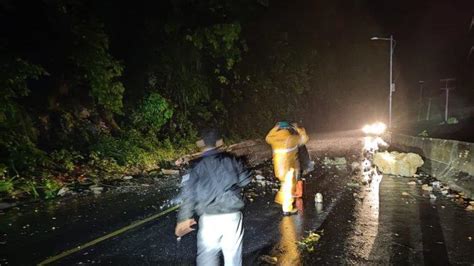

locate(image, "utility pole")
(370, 35), (396, 128)
(417, 81), (424, 121)
(389, 35), (394, 128)
(440, 78), (456, 122)
(426, 97), (432, 120)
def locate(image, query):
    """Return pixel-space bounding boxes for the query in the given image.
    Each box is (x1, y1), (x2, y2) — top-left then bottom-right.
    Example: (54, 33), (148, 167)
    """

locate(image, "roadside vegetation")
(0, 0), (317, 201)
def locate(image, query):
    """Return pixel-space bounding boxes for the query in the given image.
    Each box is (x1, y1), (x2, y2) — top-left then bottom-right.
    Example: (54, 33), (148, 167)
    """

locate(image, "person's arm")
(175, 170), (197, 237)
(177, 169), (196, 222)
(265, 126), (280, 145)
(297, 127), (309, 145)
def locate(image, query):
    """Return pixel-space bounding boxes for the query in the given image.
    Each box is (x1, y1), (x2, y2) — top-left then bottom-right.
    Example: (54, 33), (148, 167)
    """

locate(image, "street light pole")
(389, 35), (393, 128)
(417, 81), (424, 121)
(440, 78), (456, 122)
(371, 35), (396, 128)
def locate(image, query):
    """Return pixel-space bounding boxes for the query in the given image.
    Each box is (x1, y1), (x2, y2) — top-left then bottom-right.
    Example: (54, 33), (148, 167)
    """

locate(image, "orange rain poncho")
(265, 124), (308, 211)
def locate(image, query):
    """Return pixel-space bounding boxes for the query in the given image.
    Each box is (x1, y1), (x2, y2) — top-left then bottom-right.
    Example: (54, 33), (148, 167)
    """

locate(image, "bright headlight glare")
(362, 122), (386, 135)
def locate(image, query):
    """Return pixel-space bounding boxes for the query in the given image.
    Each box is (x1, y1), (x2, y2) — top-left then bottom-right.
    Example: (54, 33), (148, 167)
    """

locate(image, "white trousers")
(197, 212), (243, 266)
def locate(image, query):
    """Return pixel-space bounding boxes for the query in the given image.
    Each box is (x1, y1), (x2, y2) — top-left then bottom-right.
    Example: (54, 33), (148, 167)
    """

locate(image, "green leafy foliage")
(1, 134), (49, 175)
(132, 93), (174, 133)
(87, 151), (126, 180)
(72, 22), (125, 113)
(42, 179), (62, 200)
(50, 149), (83, 172)
(0, 0), (331, 203)
(0, 58), (47, 175)
(90, 129), (195, 176)
(0, 177), (15, 195)
(187, 23), (242, 74)
(17, 179), (40, 199)
(447, 117), (459, 125)
(0, 58), (46, 124)
(297, 231), (321, 253)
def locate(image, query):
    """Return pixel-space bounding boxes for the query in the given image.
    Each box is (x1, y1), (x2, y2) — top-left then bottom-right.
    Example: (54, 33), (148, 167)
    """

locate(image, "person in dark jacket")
(175, 129), (251, 266)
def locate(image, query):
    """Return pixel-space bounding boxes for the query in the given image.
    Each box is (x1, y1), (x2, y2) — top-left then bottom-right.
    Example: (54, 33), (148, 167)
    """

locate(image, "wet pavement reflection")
(277, 215), (301, 265)
(346, 172), (381, 260)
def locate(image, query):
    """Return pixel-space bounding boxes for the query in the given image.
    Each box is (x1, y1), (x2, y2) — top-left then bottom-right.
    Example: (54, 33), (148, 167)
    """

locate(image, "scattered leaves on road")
(297, 231), (321, 253)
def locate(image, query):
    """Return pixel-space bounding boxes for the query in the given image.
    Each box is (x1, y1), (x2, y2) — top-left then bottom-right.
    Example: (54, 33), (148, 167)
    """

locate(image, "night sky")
(241, 0), (473, 129)
(368, 0), (473, 120)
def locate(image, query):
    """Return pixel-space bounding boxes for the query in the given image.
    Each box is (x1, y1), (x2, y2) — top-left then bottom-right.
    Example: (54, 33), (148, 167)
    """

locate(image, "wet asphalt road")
(1, 135), (474, 265)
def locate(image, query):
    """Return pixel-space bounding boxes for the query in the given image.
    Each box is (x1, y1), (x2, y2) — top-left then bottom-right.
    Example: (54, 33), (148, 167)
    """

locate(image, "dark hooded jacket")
(177, 149), (251, 222)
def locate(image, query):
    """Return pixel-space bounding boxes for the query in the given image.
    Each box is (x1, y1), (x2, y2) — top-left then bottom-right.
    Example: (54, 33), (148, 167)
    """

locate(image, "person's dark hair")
(201, 128), (220, 147)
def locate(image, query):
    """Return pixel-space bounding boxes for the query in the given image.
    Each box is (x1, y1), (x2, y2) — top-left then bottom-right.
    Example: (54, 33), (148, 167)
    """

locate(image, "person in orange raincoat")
(265, 121), (308, 215)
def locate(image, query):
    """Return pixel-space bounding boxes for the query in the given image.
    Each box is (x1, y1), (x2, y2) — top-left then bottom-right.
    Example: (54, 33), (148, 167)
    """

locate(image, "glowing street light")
(371, 35), (396, 128)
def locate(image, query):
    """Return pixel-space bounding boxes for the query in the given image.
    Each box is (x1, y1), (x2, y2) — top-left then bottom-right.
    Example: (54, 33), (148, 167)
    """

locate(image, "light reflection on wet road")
(346, 171), (381, 261)
(277, 215), (301, 265)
